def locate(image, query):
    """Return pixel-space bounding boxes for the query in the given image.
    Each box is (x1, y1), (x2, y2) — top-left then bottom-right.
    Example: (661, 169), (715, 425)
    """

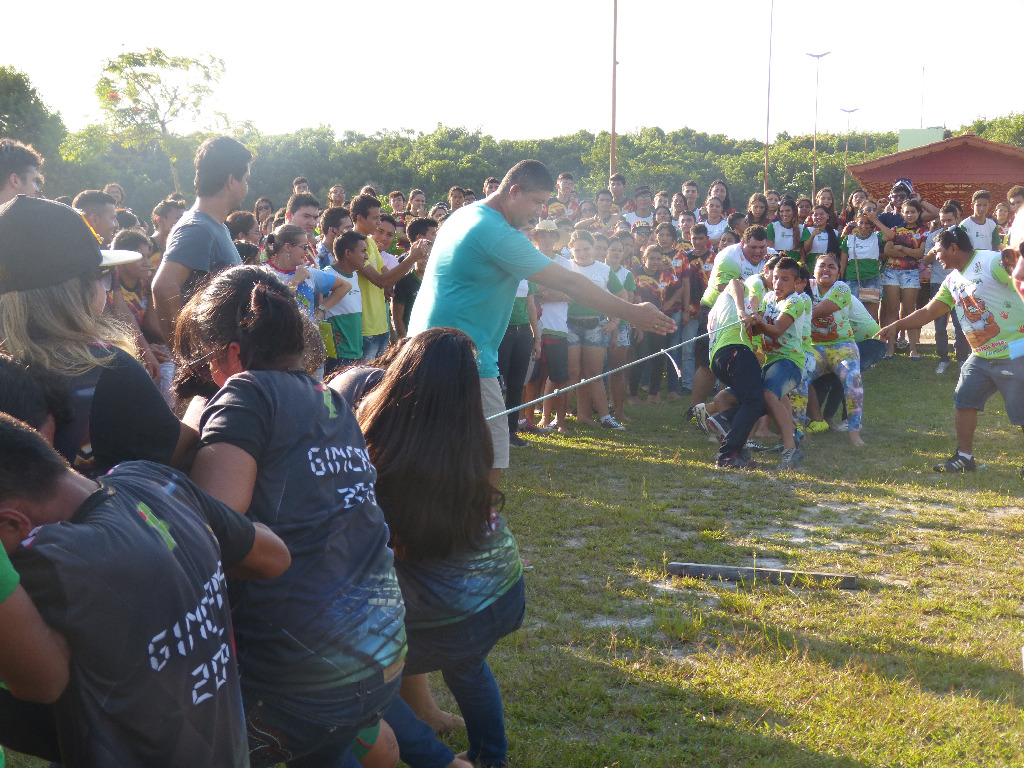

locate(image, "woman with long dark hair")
(178, 265), (407, 768)
(342, 328), (525, 768)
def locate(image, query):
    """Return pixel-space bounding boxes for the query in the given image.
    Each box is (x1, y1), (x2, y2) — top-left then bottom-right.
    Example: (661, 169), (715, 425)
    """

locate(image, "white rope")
(486, 318), (744, 421)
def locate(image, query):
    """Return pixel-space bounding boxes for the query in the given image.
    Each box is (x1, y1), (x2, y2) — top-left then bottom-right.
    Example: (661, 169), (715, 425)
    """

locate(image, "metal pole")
(840, 108), (858, 208)
(610, 0), (618, 178)
(764, 0), (774, 193)
(806, 52), (830, 199)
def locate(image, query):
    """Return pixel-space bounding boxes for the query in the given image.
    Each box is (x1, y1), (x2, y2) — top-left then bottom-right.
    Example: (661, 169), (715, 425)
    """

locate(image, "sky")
(6, 0), (1023, 144)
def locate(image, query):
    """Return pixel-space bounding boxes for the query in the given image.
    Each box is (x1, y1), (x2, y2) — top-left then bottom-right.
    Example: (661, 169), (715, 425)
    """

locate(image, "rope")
(486, 318), (745, 421)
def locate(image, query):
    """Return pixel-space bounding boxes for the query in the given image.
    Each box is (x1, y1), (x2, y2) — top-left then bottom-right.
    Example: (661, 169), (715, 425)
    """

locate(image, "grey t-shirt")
(163, 208), (241, 300)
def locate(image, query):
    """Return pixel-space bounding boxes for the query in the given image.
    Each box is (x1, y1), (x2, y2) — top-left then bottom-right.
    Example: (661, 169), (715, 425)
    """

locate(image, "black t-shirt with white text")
(11, 462), (254, 768)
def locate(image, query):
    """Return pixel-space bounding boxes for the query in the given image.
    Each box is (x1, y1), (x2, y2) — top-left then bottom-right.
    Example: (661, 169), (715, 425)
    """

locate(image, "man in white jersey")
(879, 226), (1024, 474)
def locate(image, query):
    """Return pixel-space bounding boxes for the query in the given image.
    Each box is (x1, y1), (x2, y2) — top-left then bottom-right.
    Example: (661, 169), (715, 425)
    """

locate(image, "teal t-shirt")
(408, 205), (552, 377)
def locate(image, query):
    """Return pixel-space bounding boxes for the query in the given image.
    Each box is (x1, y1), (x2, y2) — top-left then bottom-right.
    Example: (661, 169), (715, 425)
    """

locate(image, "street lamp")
(840, 107), (859, 206)
(806, 51), (830, 199)
(610, 0), (618, 177)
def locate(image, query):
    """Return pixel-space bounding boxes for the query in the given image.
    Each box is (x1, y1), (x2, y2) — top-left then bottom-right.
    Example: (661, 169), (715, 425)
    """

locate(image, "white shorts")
(481, 376), (510, 469)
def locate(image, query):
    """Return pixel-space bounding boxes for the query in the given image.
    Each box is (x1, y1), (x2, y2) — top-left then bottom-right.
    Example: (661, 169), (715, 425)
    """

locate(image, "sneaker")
(694, 403), (727, 442)
(519, 419), (551, 435)
(833, 419), (850, 432)
(705, 414), (728, 443)
(777, 447), (804, 470)
(896, 336), (909, 350)
(933, 452), (976, 473)
(935, 361), (950, 374)
(692, 403), (709, 434)
(508, 433), (529, 447)
(806, 420), (829, 434)
(717, 452), (757, 470)
(600, 414), (626, 430)
(684, 405), (698, 423)
(745, 441), (769, 452)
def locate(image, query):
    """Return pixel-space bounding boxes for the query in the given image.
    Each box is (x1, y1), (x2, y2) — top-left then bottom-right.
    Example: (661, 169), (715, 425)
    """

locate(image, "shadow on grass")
(719, 617), (1023, 707)
(492, 639), (873, 768)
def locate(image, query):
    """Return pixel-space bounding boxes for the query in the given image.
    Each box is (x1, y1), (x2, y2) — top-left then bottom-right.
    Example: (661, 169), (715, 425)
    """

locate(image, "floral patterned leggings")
(811, 341), (864, 431)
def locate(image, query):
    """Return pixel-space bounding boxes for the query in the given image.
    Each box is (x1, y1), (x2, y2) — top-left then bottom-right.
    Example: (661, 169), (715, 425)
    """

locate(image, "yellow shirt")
(358, 238), (388, 336)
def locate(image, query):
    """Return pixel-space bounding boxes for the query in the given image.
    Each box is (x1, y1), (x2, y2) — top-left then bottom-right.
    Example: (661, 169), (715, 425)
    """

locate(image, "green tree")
(0, 66), (67, 159)
(95, 48), (224, 193)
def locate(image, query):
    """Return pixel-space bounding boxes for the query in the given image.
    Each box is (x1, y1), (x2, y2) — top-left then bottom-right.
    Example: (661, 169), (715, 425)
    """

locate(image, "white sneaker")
(600, 414), (626, 430)
(935, 361), (950, 374)
(694, 403), (727, 442)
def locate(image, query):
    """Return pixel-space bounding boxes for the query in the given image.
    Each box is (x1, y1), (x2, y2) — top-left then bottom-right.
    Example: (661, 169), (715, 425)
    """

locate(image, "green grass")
(483, 349), (1024, 768)
(7, 347), (1024, 767)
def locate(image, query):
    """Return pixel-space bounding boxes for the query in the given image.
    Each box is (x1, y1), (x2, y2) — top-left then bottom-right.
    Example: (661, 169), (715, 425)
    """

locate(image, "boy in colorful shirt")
(629, 245), (684, 404)
(880, 227), (1024, 473)
(750, 257), (807, 469)
(325, 231), (369, 372)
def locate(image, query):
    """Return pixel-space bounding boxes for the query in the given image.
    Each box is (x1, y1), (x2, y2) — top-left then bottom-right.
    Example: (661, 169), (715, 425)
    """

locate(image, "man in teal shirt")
(409, 160), (674, 481)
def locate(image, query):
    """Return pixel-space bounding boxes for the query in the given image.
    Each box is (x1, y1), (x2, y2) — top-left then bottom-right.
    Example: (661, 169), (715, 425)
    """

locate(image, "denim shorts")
(953, 353), (1024, 425)
(762, 358), (802, 399)
(880, 268), (920, 289)
(567, 318), (611, 348)
(848, 277), (881, 300)
(615, 323), (630, 347)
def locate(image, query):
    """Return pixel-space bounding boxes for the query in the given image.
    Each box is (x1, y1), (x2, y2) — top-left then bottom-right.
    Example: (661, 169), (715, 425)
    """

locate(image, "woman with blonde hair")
(0, 196), (193, 476)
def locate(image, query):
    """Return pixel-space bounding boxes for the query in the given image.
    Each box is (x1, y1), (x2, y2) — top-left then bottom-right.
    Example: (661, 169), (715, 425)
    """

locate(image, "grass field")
(7, 345), (1024, 768)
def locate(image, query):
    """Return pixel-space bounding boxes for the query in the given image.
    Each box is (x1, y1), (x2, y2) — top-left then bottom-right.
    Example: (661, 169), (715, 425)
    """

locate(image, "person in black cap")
(0, 195), (197, 477)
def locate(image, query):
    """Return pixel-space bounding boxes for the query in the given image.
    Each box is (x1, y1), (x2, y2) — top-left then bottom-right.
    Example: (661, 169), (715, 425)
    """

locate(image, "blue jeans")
(664, 311), (684, 392)
(361, 332), (390, 363)
(676, 315), (699, 391)
(762, 358), (801, 400)
(398, 576), (526, 767)
(244, 667), (402, 768)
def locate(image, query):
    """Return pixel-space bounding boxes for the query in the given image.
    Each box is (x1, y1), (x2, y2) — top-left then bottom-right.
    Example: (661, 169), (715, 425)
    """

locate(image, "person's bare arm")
(917, 197), (939, 224)
(1012, 252), (1024, 302)
(527, 295), (542, 359)
(752, 311), (795, 339)
(151, 260), (192, 341)
(529, 260), (675, 334)
(360, 240), (429, 290)
(169, 423), (200, 474)
(812, 299), (841, 318)
(190, 442), (257, 515)
(877, 298), (951, 340)
(392, 300), (408, 338)
(227, 523), (291, 581)
(319, 274), (352, 314)
(0, 583), (70, 704)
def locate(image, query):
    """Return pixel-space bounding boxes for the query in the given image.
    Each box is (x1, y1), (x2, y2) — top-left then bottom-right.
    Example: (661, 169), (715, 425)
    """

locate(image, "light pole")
(840, 107), (858, 207)
(806, 51), (830, 199)
(764, 0), (775, 193)
(610, 0), (618, 178)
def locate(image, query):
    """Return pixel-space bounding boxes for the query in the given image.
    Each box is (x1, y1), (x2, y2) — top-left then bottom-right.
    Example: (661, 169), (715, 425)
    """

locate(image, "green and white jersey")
(934, 250), (1024, 359)
(759, 290), (806, 366)
(708, 281), (757, 361)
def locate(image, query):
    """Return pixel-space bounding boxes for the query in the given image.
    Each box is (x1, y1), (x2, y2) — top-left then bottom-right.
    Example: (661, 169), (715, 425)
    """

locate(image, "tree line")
(4, 60), (1024, 227)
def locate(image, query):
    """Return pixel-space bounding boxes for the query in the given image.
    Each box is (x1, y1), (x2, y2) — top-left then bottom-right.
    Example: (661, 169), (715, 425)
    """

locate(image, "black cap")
(0, 195), (141, 294)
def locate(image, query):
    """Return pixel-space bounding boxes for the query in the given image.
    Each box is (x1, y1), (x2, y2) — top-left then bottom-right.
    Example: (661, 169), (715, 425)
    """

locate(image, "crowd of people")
(0, 131), (1022, 767)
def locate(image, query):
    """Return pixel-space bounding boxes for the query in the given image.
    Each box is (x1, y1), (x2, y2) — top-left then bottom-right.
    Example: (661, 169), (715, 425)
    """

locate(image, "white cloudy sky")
(7, 0), (1021, 141)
